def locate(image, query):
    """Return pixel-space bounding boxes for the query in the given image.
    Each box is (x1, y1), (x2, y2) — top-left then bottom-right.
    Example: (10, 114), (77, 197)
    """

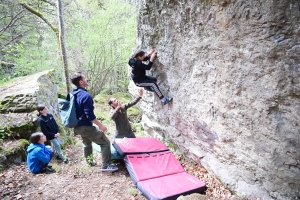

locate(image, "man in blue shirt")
(70, 72), (118, 172)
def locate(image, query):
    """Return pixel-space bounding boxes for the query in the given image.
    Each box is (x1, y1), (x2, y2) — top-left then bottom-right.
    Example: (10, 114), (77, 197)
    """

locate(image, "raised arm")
(109, 100), (122, 120)
(124, 88), (143, 109)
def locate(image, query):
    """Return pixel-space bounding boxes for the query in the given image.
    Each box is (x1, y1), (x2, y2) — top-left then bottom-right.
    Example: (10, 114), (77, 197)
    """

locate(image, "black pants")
(134, 76), (163, 99)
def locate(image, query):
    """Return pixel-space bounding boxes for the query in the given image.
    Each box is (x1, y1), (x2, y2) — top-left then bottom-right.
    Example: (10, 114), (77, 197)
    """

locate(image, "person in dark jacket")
(37, 104), (68, 163)
(108, 88), (143, 138)
(70, 72), (118, 172)
(128, 49), (173, 105)
(27, 132), (54, 174)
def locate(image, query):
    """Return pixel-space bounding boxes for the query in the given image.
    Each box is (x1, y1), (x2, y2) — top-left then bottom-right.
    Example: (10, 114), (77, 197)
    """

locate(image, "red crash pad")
(113, 137), (169, 158)
(124, 151), (185, 185)
(137, 172), (206, 200)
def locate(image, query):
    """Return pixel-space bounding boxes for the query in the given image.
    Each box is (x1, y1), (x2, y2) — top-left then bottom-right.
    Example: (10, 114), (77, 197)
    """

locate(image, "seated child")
(27, 132), (54, 174)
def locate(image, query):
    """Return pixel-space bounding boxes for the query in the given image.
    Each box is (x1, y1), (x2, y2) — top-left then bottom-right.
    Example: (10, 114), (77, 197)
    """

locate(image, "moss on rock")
(0, 139), (29, 169)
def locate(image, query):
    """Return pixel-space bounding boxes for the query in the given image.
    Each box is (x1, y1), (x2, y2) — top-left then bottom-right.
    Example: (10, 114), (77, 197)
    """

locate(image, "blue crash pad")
(92, 143), (122, 160)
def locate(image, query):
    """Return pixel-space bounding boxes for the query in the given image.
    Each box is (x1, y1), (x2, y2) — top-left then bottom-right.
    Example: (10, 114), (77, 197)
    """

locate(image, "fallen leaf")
(14, 194), (23, 199)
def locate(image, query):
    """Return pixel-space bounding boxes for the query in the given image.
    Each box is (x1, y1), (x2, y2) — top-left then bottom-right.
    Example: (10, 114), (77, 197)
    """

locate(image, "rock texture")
(0, 70), (61, 139)
(129, 1), (300, 199)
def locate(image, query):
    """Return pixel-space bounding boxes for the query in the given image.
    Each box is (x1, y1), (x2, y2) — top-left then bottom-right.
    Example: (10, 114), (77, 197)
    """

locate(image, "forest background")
(0, 0), (139, 96)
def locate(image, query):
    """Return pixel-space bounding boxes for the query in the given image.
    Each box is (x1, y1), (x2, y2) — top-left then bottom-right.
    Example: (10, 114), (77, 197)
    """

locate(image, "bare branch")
(0, 10), (26, 35)
(19, 3), (58, 38)
(0, 16), (7, 21)
(0, 61), (16, 66)
(0, 29), (32, 51)
(40, 0), (57, 7)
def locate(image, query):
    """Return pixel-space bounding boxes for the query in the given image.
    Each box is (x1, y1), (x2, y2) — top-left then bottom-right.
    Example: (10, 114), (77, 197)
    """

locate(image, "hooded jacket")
(128, 56), (153, 83)
(72, 87), (96, 127)
(109, 96), (141, 136)
(27, 143), (53, 173)
(38, 113), (60, 141)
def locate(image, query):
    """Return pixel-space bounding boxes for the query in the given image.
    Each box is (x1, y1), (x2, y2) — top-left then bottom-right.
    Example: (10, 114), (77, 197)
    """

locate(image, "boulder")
(129, 1), (300, 199)
(0, 70), (60, 139)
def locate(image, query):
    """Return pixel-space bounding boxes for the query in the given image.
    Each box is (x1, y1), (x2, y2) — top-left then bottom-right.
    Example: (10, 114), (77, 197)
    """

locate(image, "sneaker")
(144, 86), (154, 92)
(45, 167), (55, 174)
(161, 97), (173, 105)
(41, 166), (55, 174)
(101, 165), (118, 172)
(63, 158), (69, 163)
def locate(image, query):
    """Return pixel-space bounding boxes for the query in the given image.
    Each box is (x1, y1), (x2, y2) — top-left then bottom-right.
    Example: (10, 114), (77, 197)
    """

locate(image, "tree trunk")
(57, 0), (71, 93)
(20, 1), (71, 93)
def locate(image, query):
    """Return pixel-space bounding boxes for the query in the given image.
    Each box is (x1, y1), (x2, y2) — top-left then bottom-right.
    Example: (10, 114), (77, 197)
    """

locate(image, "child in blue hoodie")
(27, 132), (54, 174)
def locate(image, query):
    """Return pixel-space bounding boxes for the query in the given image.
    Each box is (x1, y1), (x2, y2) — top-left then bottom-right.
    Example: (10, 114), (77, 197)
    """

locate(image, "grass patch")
(93, 92), (142, 131)
(51, 163), (61, 172)
(128, 188), (138, 196)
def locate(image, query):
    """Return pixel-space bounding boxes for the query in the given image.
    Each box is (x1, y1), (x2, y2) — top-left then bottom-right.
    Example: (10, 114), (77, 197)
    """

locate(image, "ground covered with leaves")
(0, 135), (238, 200)
(0, 93), (237, 200)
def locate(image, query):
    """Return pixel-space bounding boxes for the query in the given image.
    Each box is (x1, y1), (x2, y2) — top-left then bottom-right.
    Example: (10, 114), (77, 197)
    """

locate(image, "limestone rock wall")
(129, 0), (300, 199)
(0, 70), (62, 139)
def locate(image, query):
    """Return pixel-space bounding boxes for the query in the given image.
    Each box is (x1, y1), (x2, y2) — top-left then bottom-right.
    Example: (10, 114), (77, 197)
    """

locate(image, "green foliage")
(128, 188), (138, 196)
(0, 126), (11, 142)
(67, 0), (138, 95)
(131, 122), (144, 136)
(2, 34), (60, 79)
(0, 133), (11, 142)
(51, 163), (61, 172)
(112, 92), (132, 102)
(75, 164), (91, 174)
(0, 139), (29, 155)
(127, 107), (140, 117)
(93, 91), (143, 132)
(86, 154), (95, 165)
(0, 0), (61, 83)
(1, 0), (138, 95)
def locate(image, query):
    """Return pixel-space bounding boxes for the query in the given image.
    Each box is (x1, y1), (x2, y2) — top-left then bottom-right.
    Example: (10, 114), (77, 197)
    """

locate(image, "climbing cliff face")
(128, 0), (300, 199)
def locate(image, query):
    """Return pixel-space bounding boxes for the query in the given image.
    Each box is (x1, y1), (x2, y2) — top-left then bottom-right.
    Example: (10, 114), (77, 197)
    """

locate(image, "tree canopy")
(0, 0), (139, 95)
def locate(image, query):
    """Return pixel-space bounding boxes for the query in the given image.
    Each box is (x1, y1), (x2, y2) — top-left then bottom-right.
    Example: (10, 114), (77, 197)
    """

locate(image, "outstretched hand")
(148, 49), (155, 56)
(150, 50), (157, 62)
(100, 124), (107, 133)
(139, 88), (144, 97)
(117, 100), (122, 108)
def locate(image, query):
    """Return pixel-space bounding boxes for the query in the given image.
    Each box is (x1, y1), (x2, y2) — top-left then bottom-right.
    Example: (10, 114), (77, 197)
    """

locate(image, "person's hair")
(130, 49), (145, 59)
(108, 97), (114, 107)
(30, 132), (42, 144)
(70, 72), (84, 86)
(134, 51), (145, 58)
(36, 104), (46, 116)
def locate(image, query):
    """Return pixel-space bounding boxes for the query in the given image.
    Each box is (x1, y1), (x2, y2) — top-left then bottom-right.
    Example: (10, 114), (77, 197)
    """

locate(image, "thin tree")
(57, 0), (71, 92)
(20, 1), (71, 92)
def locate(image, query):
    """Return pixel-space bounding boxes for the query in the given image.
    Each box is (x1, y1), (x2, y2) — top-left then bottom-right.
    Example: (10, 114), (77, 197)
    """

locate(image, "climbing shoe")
(161, 97), (173, 105)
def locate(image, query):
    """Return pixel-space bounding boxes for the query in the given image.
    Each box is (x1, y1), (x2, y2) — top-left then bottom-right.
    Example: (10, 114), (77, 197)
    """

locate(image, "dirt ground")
(0, 135), (235, 200)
